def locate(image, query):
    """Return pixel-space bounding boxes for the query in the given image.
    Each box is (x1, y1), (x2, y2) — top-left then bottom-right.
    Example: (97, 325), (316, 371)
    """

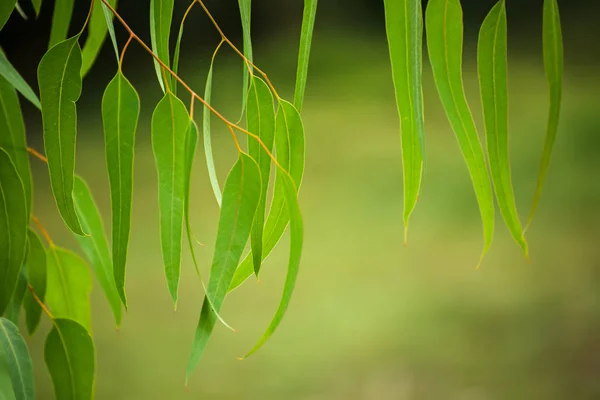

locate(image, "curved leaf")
(0, 1), (15, 31)
(203, 58), (222, 206)
(80, 0), (117, 76)
(45, 318), (94, 400)
(150, 0), (174, 92)
(38, 35), (86, 236)
(0, 318), (34, 400)
(293, 0), (318, 111)
(238, 0), (253, 115)
(23, 229), (47, 335)
(102, 71), (139, 308)
(0, 50), (41, 110)
(477, 0), (527, 255)
(101, 3), (119, 62)
(48, 0), (75, 48)
(4, 271), (26, 325)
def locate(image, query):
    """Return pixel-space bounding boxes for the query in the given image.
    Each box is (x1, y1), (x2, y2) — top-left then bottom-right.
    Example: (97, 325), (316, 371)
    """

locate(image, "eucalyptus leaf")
(0, 1), (15, 32)
(294, 0), (318, 111)
(0, 318), (34, 400)
(0, 49), (41, 110)
(23, 229), (47, 335)
(31, 0), (42, 17)
(101, 2), (119, 62)
(203, 58), (222, 206)
(0, 354), (16, 400)
(150, 0), (174, 92)
(4, 271), (26, 325)
(48, 0), (74, 48)
(81, 0), (117, 76)
(238, 0), (252, 115)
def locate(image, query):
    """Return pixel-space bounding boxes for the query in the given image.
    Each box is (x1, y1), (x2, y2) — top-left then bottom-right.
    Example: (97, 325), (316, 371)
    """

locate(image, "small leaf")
(80, 0), (117, 76)
(0, 148), (28, 316)
(151, 92), (189, 305)
(186, 152), (261, 382)
(150, 0), (174, 92)
(45, 318), (94, 400)
(4, 271), (26, 325)
(0, 1), (15, 31)
(101, 2), (119, 62)
(203, 58), (222, 206)
(293, 0), (318, 111)
(73, 176), (123, 327)
(31, 0), (42, 17)
(102, 71), (139, 308)
(23, 229), (47, 335)
(0, 354), (16, 400)
(48, 0), (75, 48)
(478, 0), (527, 255)
(46, 247), (93, 330)
(0, 318), (34, 400)
(38, 35), (87, 236)
(383, 0), (425, 243)
(247, 76), (275, 276)
(238, 0), (253, 115)
(0, 49), (41, 110)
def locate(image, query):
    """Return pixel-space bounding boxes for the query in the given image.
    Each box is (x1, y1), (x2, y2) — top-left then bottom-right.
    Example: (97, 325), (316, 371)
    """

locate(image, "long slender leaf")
(38, 35), (87, 236)
(0, 1), (15, 31)
(203, 56), (222, 206)
(0, 49), (41, 110)
(48, 0), (75, 48)
(293, 0), (318, 111)
(383, 0), (425, 243)
(23, 229), (46, 335)
(0, 148), (27, 316)
(478, 0), (527, 255)
(0, 318), (34, 400)
(45, 318), (94, 400)
(150, 0), (174, 92)
(80, 0), (117, 76)
(238, 0), (252, 115)
(186, 152), (261, 382)
(4, 271), (26, 325)
(102, 71), (139, 308)
(0, 354), (16, 400)
(31, 0), (42, 17)
(101, 3), (119, 62)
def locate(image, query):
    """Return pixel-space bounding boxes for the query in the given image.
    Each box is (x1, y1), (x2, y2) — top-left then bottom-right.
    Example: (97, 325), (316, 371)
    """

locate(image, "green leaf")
(229, 99), (305, 292)
(0, 353), (16, 400)
(102, 71), (139, 308)
(0, 49), (41, 110)
(0, 75), (32, 217)
(238, 0), (253, 115)
(23, 229), (47, 335)
(203, 57), (222, 206)
(247, 76), (275, 276)
(150, 0), (174, 92)
(243, 170), (303, 358)
(527, 0), (563, 228)
(186, 152), (261, 382)
(383, 0), (425, 243)
(46, 247), (93, 331)
(293, 0), (318, 111)
(73, 176), (123, 327)
(45, 318), (94, 400)
(425, 0), (495, 265)
(477, 0), (527, 255)
(4, 271), (26, 325)
(80, 0), (117, 76)
(0, 1), (15, 31)
(151, 92), (189, 306)
(0, 318), (34, 400)
(31, 0), (42, 17)
(48, 0), (75, 48)
(38, 35), (87, 236)
(0, 148), (27, 317)
(101, 2), (119, 62)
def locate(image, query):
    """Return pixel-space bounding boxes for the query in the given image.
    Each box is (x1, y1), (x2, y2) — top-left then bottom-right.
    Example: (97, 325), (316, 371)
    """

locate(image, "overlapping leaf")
(203, 56), (222, 206)
(0, 1), (15, 31)
(150, 0), (174, 92)
(294, 0), (318, 111)
(48, 0), (75, 48)
(0, 318), (34, 400)
(238, 0), (253, 114)
(23, 229), (47, 335)
(81, 0), (117, 76)
(4, 271), (26, 325)
(0, 49), (41, 110)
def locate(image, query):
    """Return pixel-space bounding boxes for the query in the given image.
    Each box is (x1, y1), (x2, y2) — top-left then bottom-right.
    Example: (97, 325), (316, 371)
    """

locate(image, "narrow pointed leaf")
(186, 153), (261, 381)
(0, 148), (27, 317)
(150, 0), (174, 92)
(46, 247), (93, 330)
(45, 318), (94, 400)
(80, 0), (117, 76)
(383, 0), (425, 242)
(247, 76), (275, 276)
(0, 50), (41, 110)
(23, 229), (47, 335)
(293, 0), (318, 111)
(4, 271), (26, 325)
(102, 71), (139, 308)
(101, 3), (119, 62)
(0, 1), (15, 31)
(31, 0), (42, 17)
(0, 318), (34, 400)
(48, 0), (75, 48)
(38, 35), (87, 236)
(13, 3), (25, 20)
(0, 354), (16, 400)
(203, 59), (222, 206)
(73, 176), (122, 327)
(238, 0), (252, 115)
(478, 0), (527, 254)
(152, 92), (188, 305)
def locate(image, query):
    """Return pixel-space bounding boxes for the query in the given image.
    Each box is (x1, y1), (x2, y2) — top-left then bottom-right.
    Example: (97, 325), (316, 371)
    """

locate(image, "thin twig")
(31, 215), (54, 246)
(28, 284), (54, 319)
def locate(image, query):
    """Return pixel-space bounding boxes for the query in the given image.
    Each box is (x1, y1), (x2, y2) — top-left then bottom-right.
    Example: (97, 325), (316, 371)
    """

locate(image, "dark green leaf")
(293, 0), (318, 111)
(0, 49), (41, 110)
(0, 1), (15, 31)
(203, 57), (222, 206)
(238, 0), (252, 114)
(0, 318), (34, 400)
(80, 0), (117, 76)
(23, 229), (46, 335)
(48, 0), (75, 48)
(31, 0), (42, 17)
(150, 0), (174, 92)
(4, 271), (26, 325)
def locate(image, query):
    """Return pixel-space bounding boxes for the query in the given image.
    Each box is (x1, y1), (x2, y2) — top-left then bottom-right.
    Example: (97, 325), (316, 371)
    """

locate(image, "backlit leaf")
(0, 318), (34, 400)
(203, 57), (222, 206)
(23, 229), (47, 335)
(238, 0), (252, 115)
(101, 2), (119, 62)
(80, 0), (117, 76)
(0, 1), (15, 31)
(0, 49), (41, 110)
(150, 0), (174, 92)
(293, 0), (318, 111)
(48, 0), (75, 48)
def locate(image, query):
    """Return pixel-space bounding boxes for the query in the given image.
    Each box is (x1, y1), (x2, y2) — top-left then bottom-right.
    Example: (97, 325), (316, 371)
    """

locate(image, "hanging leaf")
(31, 0), (42, 17)
(425, 0), (495, 265)
(0, 148), (27, 317)
(45, 318), (94, 400)
(0, 49), (41, 110)
(101, 2), (119, 62)
(186, 152), (261, 382)
(73, 176), (123, 327)
(80, 0), (117, 76)
(203, 57), (222, 206)
(383, 0), (425, 243)
(478, 0), (528, 255)
(4, 271), (26, 325)
(0, 354), (16, 400)
(238, 0), (252, 114)
(0, 1), (15, 31)
(0, 318), (34, 400)
(149, 0), (174, 92)
(102, 71), (140, 308)
(247, 76), (275, 276)
(151, 92), (189, 306)
(23, 229), (47, 335)
(46, 247), (93, 330)
(48, 0), (75, 48)
(293, 0), (318, 111)
(38, 35), (87, 236)
(527, 0), (563, 228)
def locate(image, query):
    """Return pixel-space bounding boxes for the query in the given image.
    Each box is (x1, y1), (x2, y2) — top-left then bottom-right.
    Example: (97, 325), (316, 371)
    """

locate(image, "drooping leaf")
(238, 0), (253, 115)
(478, 0), (527, 255)
(0, 1), (15, 31)
(0, 354), (16, 400)
(203, 57), (222, 206)
(38, 35), (87, 236)
(527, 0), (563, 228)
(0, 318), (34, 400)
(4, 271), (26, 325)
(151, 92), (189, 306)
(102, 71), (139, 308)
(31, 0), (42, 17)
(0, 49), (41, 110)
(80, 0), (117, 76)
(293, 0), (318, 111)
(150, 0), (174, 92)
(45, 247), (93, 330)
(13, 3), (25, 20)
(48, 0), (75, 48)
(73, 176), (123, 327)
(0, 148), (27, 317)
(186, 152), (261, 382)
(425, 0), (495, 265)
(247, 76), (275, 276)
(45, 318), (94, 400)
(23, 229), (47, 335)
(383, 0), (425, 243)
(101, 2), (119, 62)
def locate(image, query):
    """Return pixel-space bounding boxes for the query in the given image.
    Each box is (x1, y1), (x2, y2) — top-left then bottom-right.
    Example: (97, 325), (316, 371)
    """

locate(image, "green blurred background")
(2, 0), (600, 398)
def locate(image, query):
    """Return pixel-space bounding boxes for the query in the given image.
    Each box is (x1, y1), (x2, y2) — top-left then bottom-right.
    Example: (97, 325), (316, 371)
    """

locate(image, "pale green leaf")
(150, 0), (174, 92)
(477, 0), (527, 255)
(4, 271), (26, 325)
(48, 0), (74, 48)
(203, 59), (222, 206)
(293, 0), (318, 111)
(0, 1), (15, 31)
(101, 2), (119, 62)
(102, 71), (139, 308)
(80, 0), (117, 76)
(23, 229), (46, 335)
(45, 318), (94, 400)
(238, 0), (253, 115)
(0, 353), (16, 400)
(0, 318), (34, 400)
(0, 49), (41, 110)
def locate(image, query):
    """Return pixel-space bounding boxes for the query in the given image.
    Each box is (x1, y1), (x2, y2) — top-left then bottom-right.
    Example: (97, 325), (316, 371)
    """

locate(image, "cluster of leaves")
(0, 0), (317, 398)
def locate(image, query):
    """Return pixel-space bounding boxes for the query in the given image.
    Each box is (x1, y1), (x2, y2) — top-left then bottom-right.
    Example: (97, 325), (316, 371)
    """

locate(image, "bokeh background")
(2, 0), (600, 398)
